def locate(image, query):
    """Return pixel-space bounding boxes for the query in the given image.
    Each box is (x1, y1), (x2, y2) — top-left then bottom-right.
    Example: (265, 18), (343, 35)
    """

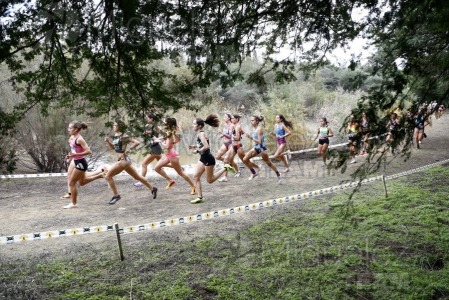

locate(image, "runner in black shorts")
(134, 112), (163, 187)
(313, 117), (333, 165)
(190, 114), (236, 204)
(62, 121), (104, 209)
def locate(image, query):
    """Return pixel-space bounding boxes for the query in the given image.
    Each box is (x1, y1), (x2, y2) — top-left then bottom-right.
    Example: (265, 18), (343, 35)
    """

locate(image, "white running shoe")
(248, 173), (258, 180)
(133, 182), (143, 187)
(350, 158), (357, 164)
(286, 150), (292, 160)
(283, 168), (290, 173)
(60, 193), (71, 199)
(190, 197), (204, 204)
(218, 176), (228, 182)
(63, 203), (78, 209)
(234, 171), (241, 178)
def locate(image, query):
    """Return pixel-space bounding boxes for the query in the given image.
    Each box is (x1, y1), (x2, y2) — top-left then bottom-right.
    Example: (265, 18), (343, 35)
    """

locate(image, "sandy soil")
(1, 114), (448, 259)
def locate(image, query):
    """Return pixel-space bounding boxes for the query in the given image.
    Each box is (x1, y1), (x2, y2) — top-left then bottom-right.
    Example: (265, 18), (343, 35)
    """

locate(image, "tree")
(0, 0), (368, 123)
(1, 0), (449, 174)
(361, 0), (449, 110)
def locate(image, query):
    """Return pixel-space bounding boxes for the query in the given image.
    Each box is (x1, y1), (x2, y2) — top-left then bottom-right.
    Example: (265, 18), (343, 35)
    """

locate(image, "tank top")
(251, 128), (265, 149)
(196, 131), (211, 154)
(222, 123), (232, 139)
(145, 123), (159, 147)
(274, 123), (285, 138)
(361, 118), (369, 130)
(347, 123), (358, 137)
(389, 119), (399, 131)
(415, 114), (425, 129)
(319, 127), (329, 139)
(146, 123), (157, 137)
(69, 135), (85, 160)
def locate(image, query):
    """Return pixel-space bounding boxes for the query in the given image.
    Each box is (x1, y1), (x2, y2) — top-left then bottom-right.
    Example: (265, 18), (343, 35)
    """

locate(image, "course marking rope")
(1, 158), (447, 245)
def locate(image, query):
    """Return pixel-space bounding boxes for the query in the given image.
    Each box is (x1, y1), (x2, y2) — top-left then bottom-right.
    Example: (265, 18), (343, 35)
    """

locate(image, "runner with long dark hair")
(190, 114), (236, 204)
(272, 114), (293, 172)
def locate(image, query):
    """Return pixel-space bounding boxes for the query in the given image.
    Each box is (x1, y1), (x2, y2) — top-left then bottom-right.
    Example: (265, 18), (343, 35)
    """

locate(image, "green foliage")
(0, 0), (376, 137)
(2, 0), (449, 174)
(0, 144), (17, 174)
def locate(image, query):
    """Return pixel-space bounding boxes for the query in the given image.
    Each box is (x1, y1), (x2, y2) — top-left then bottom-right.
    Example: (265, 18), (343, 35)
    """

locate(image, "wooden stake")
(114, 223), (125, 261)
(382, 175), (388, 198)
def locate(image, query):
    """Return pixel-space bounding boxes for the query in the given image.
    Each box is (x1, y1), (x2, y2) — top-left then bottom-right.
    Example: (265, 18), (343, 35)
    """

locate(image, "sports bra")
(232, 126), (244, 141)
(112, 134), (127, 153)
(69, 135), (85, 160)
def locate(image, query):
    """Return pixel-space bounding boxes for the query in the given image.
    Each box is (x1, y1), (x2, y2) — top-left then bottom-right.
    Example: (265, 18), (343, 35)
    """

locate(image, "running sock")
(250, 168), (256, 174)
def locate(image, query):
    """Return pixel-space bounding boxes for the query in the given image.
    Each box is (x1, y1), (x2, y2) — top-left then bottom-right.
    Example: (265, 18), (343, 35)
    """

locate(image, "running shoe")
(133, 182), (143, 187)
(63, 203), (77, 209)
(151, 187), (158, 199)
(190, 187), (196, 195)
(224, 164), (236, 174)
(60, 193), (71, 199)
(248, 173), (258, 180)
(218, 176), (228, 182)
(286, 150), (292, 160)
(283, 168), (290, 173)
(350, 158), (357, 164)
(190, 197), (204, 204)
(165, 180), (176, 189)
(277, 177), (283, 185)
(234, 171), (241, 178)
(108, 195), (121, 205)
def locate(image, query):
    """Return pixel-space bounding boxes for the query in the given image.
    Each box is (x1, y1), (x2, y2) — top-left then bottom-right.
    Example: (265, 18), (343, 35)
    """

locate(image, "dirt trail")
(1, 114), (448, 258)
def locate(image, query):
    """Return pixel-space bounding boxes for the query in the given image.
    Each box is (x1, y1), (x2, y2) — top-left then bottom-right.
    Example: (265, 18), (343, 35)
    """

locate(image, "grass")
(1, 167), (449, 299)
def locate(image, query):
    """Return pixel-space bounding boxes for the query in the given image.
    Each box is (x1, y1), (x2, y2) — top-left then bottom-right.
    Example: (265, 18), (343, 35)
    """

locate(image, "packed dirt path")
(1, 114), (448, 258)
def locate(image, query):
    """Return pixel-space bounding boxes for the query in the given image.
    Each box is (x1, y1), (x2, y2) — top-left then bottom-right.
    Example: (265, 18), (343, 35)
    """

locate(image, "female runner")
(103, 120), (158, 205)
(152, 117), (196, 194)
(134, 112), (163, 187)
(243, 115), (282, 182)
(313, 117), (333, 165)
(62, 121), (105, 208)
(215, 113), (239, 182)
(190, 114), (236, 203)
(272, 114), (293, 172)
